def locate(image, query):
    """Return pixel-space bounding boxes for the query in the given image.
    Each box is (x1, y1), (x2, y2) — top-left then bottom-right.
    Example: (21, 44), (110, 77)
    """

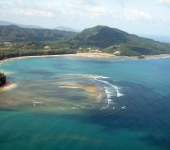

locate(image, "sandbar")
(59, 85), (98, 93)
(0, 81), (16, 92)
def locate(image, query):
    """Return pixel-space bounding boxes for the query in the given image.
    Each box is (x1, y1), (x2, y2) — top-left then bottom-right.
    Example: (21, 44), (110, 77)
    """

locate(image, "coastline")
(0, 53), (170, 64)
(144, 54), (170, 59)
(0, 53), (115, 63)
(0, 81), (16, 92)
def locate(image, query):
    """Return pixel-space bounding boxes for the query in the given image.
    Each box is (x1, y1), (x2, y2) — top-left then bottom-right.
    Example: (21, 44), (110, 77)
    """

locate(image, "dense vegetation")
(0, 25), (170, 58)
(0, 72), (6, 86)
(68, 25), (170, 56)
(0, 25), (76, 42)
(0, 41), (76, 60)
(71, 25), (129, 48)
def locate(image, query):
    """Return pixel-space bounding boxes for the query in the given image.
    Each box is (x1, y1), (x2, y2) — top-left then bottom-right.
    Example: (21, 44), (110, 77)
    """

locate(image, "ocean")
(0, 56), (170, 150)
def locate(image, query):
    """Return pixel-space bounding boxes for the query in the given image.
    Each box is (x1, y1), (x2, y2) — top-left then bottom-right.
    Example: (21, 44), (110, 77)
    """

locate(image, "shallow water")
(0, 56), (170, 150)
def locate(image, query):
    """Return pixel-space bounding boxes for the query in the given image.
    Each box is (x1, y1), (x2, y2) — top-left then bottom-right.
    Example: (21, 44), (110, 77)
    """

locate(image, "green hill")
(72, 25), (129, 48)
(69, 25), (170, 56)
(0, 25), (76, 42)
(0, 25), (170, 57)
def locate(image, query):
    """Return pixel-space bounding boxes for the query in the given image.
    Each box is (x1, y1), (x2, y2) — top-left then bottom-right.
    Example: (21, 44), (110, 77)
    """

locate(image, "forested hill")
(0, 25), (77, 42)
(69, 25), (170, 56)
(72, 25), (129, 48)
(0, 25), (170, 57)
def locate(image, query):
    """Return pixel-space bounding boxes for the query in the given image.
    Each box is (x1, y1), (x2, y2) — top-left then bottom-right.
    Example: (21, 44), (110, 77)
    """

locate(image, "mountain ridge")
(0, 20), (44, 29)
(0, 25), (77, 42)
(55, 26), (80, 32)
(0, 24), (170, 57)
(68, 25), (170, 56)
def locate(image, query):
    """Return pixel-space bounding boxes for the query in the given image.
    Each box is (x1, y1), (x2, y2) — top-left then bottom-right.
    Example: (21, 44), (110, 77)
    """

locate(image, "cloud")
(0, 0), (56, 19)
(125, 9), (152, 22)
(158, 15), (170, 24)
(88, 6), (116, 19)
(157, 0), (170, 6)
(19, 10), (54, 18)
(75, 0), (98, 6)
(112, 0), (131, 2)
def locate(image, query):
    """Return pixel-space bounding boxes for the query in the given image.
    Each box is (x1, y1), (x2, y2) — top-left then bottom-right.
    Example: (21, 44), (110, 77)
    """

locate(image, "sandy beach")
(0, 53), (115, 63)
(0, 53), (170, 64)
(72, 53), (115, 58)
(0, 81), (16, 92)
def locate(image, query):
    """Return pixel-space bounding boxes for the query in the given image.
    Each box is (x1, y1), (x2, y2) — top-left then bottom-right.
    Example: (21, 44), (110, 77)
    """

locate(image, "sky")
(0, 0), (170, 35)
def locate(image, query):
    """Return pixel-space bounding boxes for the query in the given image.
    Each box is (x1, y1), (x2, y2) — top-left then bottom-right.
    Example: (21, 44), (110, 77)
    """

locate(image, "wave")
(146, 56), (170, 60)
(97, 93), (102, 102)
(108, 99), (115, 105)
(67, 73), (124, 110)
(72, 107), (79, 109)
(93, 75), (110, 79)
(93, 78), (123, 98)
(100, 105), (109, 110)
(68, 74), (109, 79)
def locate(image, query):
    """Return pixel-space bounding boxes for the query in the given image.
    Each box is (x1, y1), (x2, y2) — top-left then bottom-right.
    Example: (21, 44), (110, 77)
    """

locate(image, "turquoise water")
(1, 56), (170, 150)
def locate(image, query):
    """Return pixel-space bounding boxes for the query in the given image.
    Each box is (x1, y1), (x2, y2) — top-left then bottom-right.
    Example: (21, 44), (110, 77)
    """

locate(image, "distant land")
(0, 20), (81, 32)
(0, 24), (170, 60)
(138, 34), (170, 43)
(0, 20), (44, 29)
(0, 25), (76, 42)
(55, 26), (80, 32)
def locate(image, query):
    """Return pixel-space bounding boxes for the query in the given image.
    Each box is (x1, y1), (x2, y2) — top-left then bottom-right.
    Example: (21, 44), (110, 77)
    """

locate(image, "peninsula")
(0, 72), (16, 91)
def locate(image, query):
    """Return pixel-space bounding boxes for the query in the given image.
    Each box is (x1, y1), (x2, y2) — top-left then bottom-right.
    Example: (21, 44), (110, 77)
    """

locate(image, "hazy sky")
(0, 0), (170, 35)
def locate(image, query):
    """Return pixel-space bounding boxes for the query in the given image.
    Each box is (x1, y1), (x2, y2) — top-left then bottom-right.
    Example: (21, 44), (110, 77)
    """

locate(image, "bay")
(0, 56), (170, 150)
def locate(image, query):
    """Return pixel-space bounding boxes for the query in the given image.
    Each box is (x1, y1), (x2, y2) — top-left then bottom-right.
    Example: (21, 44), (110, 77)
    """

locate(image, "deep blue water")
(0, 56), (170, 150)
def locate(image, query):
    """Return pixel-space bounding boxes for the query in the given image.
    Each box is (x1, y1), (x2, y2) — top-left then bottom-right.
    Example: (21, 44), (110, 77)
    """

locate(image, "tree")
(0, 72), (6, 86)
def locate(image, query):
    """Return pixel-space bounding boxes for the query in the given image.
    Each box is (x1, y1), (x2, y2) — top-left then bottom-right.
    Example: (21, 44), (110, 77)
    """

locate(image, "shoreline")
(0, 53), (170, 64)
(0, 81), (17, 92)
(0, 53), (116, 63)
(144, 54), (170, 59)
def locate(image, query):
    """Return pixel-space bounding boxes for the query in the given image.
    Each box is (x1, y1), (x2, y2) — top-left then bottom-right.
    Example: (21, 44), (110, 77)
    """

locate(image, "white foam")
(105, 89), (112, 94)
(147, 56), (170, 60)
(117, 93), (124, 97)
(33, 102), (42, 104)
(72, 107), (78, 109)
(93, 76), (109, 79)
(100, 105), (109, 110)
(94, 78), (123, 97)
(68, 74), (109, 80)
(97, 93), (102, 101)
(67, 73), (124, 109)
(121, 106), (126, 109)
(163, 56), (170, 59)
(105, 88), (115, 98)
(113, 85), (124, 97)
(108, 99), (115, 105)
